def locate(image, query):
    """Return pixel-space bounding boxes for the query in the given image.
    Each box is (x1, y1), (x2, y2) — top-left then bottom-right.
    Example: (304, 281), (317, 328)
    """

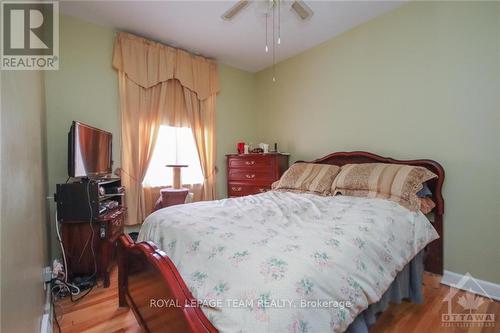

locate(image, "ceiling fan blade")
(291, 1), (313, 20)
(221, 0), (250, 21)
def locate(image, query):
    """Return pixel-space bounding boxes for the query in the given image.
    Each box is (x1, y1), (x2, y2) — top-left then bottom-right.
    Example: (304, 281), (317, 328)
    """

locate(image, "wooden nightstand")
(56, 178), (125, 288)
(61, 207), (125, 288)
(226, 153), (289, 197)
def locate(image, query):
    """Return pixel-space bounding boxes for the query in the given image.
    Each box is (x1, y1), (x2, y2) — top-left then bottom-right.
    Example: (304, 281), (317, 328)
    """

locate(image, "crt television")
(68, 121), (113, 178)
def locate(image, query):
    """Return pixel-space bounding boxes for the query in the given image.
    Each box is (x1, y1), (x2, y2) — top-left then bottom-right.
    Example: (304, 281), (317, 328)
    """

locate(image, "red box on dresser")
(226, 153), (289, 197)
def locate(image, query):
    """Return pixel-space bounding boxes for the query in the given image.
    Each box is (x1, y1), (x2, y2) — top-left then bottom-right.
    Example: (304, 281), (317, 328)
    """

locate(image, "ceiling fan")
(221, 0), (313, 21)
(222, 0), (313, 82)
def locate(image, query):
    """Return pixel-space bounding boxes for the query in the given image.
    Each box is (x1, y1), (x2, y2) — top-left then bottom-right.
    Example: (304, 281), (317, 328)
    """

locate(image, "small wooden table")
(153, 164), (190, 211)
(166, 164), (188, 189)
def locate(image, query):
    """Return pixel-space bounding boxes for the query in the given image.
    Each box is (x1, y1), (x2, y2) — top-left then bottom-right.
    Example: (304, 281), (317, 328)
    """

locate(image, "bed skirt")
(345, 250), (425, 333)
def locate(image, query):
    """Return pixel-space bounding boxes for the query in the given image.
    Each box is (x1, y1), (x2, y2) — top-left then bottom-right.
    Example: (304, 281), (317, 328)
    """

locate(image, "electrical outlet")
(52, 259), (64, 278)
(43, 266), (52, 283)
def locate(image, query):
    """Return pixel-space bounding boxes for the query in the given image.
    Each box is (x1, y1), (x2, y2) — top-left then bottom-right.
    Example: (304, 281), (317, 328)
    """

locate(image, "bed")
(118, 151), (444, 333)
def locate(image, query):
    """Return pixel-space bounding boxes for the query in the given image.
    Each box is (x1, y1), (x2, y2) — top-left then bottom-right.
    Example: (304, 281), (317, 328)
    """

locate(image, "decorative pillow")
(274, 163), (341, 195)
(332, 163), (437, 211)
(419, 197), (436, 214)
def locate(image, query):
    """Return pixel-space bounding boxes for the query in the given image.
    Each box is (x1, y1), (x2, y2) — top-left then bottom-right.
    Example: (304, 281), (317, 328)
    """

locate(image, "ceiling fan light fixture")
(221, 0), (250, 21)
(291, 1), (313, 20)
(221, 0), (314, 82)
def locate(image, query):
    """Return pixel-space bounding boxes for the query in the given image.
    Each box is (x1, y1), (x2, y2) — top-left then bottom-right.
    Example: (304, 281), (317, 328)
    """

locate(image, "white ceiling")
(61, 0), (405, 72)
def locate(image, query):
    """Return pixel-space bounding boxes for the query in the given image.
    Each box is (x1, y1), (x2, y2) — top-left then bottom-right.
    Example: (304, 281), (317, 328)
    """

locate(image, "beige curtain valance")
(112, 32), (219, 100)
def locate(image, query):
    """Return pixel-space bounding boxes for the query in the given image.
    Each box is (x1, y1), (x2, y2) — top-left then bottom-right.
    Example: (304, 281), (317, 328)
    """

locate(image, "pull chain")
(265, 12), (269, 53)
(277, 0), (281, 45)
(272, 0), (276, 82)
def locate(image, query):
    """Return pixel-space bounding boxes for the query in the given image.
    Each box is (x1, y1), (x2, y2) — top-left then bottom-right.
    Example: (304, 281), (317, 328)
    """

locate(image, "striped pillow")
(332, 163), (437, 211)
(274, 163), (341, 195)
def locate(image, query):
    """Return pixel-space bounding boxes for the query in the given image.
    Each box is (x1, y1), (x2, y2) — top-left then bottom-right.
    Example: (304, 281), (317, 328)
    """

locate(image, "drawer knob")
(245, 160), (255, 165)
(245, 174), (256, 179)
(232, 186), (242, 192)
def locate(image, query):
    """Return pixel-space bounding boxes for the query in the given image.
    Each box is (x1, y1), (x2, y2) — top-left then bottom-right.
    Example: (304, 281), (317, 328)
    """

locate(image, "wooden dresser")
(226, 153), (289, 197)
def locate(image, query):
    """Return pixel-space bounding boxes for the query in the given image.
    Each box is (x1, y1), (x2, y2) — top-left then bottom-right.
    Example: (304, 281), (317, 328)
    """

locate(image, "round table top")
(160, 188), (189, 193)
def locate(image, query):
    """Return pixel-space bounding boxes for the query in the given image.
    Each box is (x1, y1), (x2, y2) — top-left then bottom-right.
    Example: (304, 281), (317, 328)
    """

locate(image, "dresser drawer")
(226, 153), (289, 198)
(228, 156), (274, 169)
(99, 208), (124, 241)
(228, 169), (274, 181)
(228, 183), (270, 197)
(108, 215), (123, 241)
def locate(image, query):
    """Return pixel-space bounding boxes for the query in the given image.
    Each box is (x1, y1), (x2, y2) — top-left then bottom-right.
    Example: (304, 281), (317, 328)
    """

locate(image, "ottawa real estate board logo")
(1, 1), (59, 70)
(442, 273), (496, 328)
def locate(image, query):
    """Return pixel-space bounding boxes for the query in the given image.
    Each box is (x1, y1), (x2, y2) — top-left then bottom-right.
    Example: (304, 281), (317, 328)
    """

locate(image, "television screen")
(68, 122), (112, 178)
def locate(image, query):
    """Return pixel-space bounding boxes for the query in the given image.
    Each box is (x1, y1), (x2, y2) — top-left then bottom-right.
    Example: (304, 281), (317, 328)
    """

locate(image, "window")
(143, 126), (204, 187)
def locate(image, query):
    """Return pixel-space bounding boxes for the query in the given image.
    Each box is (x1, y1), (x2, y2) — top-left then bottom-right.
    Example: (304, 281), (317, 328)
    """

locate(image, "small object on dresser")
(237, 142), (245, 154)
(259, 143), (269, 153)
(244, 144), (249, 154)
(250, 147), (264, 153)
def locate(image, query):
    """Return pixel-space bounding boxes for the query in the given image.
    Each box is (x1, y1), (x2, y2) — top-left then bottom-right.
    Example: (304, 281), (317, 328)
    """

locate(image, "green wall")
(45, 15), (121, 188)
(45, 15), (120, 256)
(216, 65), (257, 198)
(256, 1), (500, 283)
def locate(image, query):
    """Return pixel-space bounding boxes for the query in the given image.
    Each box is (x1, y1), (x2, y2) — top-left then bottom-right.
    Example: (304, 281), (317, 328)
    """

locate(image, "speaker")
(55, 181), (99, 223)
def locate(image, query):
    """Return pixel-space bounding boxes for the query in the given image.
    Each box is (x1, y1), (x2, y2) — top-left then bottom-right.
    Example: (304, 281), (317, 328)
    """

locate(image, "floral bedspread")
(138, 191), (438, 333)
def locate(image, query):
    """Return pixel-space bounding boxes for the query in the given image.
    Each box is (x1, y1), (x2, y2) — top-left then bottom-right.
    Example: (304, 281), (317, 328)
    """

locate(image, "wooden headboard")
(298, 151), (445, 275)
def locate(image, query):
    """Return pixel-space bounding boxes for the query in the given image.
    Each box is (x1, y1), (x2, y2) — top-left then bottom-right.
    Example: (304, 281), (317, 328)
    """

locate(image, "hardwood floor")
(55, 269), (500, 333)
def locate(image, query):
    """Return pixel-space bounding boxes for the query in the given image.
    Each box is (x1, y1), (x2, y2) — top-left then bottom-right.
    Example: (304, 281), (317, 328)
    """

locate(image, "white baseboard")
(40, 314), (50, 333)
(40, 285), (52, 333)
(441, 270), (500, 301)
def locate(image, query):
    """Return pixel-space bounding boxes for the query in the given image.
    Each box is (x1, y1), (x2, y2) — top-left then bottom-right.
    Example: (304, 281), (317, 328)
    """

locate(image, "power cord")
(55, 210), (81, 296)
(53, 180), (98, 298)
(52, 298), (61, 333)
(51, 178), (103, 332)
(86, 180), (98, 280)
(52, 278), (94, 303)
(70, 180), (98, 280)
(50, 277), (95, 333)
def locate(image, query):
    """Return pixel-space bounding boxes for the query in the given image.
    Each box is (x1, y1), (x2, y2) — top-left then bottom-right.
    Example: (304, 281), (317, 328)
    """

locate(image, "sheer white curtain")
(143, 125), (204, 187)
